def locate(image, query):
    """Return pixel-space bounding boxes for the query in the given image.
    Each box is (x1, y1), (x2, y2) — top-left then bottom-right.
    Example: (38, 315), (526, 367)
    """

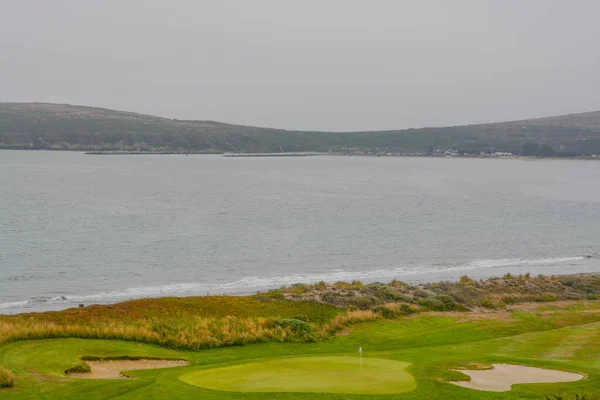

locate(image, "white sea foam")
(39, 255), (589, 305)
(462, 256), (585, 269)
(0, 255), (588, 311)
(0, 300), (29, 309)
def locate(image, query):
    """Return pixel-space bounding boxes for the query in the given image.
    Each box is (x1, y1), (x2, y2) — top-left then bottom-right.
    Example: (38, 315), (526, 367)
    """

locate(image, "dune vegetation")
(0, 274), (599, 399)
(1, 275), (596, 354)
(275, 273), (600, 310)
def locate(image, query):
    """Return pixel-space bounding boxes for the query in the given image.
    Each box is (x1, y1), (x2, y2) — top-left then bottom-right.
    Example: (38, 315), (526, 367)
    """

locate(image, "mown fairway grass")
(0, 301), (598, 399)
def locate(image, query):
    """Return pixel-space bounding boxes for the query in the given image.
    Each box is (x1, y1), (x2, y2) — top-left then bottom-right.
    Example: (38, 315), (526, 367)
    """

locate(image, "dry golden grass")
(0, 363), (15, 388)
(317, 310), (379, 337)
(0, 300), (379, 351)
(0, 296), (347, 350)
(0, 317), (317, 350)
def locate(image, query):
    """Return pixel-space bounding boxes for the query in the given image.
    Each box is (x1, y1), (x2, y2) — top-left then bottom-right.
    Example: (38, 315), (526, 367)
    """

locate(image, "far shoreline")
(1, 148), (599, 161)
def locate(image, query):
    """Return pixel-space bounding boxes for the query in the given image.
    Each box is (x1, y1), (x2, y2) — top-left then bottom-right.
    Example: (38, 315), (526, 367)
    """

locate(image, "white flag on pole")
(359, 347), (363, 372)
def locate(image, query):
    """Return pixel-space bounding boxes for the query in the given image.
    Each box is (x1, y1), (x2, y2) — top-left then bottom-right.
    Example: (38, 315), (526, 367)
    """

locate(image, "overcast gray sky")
(1, 0), (599, 131)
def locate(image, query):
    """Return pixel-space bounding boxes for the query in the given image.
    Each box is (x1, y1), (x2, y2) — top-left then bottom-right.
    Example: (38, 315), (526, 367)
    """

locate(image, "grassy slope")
(0, 297), (344, 350)
(0, 301), (599, 399)
(1, 102), (600, 154)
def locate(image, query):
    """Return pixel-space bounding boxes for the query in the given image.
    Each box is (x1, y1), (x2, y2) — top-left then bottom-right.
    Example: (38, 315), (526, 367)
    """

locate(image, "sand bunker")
(450, 363), (584, 392)
(69, 359), (189, 379)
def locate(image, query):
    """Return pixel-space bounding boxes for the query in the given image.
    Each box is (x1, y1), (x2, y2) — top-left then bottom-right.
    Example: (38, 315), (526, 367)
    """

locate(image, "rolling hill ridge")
(1, 102), (600, 155)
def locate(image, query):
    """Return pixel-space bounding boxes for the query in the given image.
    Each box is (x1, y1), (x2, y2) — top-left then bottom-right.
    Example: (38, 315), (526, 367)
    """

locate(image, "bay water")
(1, 151), (599, 313)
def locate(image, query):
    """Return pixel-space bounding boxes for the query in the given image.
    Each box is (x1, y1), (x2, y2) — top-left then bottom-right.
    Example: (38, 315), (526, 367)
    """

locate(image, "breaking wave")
(0, 255), (589, 311)
(0, 300), (29, 309)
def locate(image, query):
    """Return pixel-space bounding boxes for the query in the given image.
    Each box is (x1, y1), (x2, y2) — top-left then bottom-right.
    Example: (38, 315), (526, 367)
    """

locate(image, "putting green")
(180, 356), (416, 394)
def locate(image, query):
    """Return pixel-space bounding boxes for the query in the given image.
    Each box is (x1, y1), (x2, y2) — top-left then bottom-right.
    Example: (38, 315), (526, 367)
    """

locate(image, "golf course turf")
(0, 300), (599, 399)
(180, 356), (415, 394)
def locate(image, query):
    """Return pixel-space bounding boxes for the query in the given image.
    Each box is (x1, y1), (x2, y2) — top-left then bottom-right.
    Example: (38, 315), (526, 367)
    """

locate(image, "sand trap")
(450, 363), (584, 392)
(69, 359), (189, 379)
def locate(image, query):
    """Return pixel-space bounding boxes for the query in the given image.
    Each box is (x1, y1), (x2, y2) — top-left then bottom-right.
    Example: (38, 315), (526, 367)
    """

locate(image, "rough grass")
(0, 297), (345, 350)
(0, 315), (318, 350)
(0, 364), (15, 388)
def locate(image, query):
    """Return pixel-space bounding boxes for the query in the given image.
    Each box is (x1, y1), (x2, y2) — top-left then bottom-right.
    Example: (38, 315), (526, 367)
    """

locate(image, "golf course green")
(180, 356), (415, 394)
(0, 300), (599, 399)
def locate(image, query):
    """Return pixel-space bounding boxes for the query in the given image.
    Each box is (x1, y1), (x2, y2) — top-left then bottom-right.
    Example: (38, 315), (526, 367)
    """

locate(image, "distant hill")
(1, 102), (600, 155)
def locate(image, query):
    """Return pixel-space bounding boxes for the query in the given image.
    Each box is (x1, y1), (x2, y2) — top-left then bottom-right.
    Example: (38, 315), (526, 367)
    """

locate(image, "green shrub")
(320, 291), (341, 303)
(437, 295), (466, 310)
(396, 293), (416, 304)
(419, 295), (467, 311)
(292, 314), (308, 322)
(351, 280), (365, 289)
(481, 298), (495, 309)
(399, 303), (413, 315)
(541, 294), (558, 302)
(271, 318), (312, 334)
(365, 283), (400, 302)
(313, 281), (328, 290)
(372, 306), (395, 319)
(286, 284), (311, 295)
(583, 285), (597, 294)
(352, 296), (378, 310)
(450, 286), (482, 306)
(419, 297), (444, 311)
(332, 281), (353, 290)
(413, 289), (430, 299)
(264, 289), (285, 300)
(0, 365), (15, 388)
(389, 279), (408, 288)
(501, 295), (518, 304)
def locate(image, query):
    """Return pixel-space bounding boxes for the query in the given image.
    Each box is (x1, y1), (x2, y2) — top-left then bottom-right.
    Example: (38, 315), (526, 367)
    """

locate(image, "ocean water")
(1, 151), (599, 314)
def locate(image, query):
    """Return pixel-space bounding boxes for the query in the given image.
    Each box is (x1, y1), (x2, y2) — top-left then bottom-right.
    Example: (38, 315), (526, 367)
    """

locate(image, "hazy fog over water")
(1, 0), (600, 130)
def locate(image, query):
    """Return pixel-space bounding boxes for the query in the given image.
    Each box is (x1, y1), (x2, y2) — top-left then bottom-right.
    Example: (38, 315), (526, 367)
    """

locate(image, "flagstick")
(359, 347), (363, 372)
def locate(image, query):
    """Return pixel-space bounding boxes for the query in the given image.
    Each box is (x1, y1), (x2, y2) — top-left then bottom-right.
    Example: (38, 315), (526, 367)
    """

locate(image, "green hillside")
(1, 102), (600, 155)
